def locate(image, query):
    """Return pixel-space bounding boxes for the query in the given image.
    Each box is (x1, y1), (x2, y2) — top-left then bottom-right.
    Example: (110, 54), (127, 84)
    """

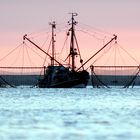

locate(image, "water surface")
(0, 86), (140, 140)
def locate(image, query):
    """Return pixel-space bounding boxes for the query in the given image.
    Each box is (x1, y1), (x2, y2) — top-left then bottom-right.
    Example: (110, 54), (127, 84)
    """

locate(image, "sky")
(0, 0), (140, 67)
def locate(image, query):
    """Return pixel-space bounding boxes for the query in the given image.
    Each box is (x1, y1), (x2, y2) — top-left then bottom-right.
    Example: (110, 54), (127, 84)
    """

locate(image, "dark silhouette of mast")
(49, 21), (56, 66)
(69, 13), (78, 71)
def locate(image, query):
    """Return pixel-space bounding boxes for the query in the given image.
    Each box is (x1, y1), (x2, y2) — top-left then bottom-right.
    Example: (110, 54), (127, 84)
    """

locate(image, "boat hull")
(38, 66), (89, 88)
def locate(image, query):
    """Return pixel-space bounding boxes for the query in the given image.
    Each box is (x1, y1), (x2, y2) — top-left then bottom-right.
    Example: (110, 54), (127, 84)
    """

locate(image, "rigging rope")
(117, 43), (126, 65)
(76, 29), (105, 41)
(9, 43), (23, 67)
(28, 28), (50, 37)
(0, 43), (23, 63)
(78, 22), (113, 37)
(40, 34), (50, 50)
(24, 43), (45, 60)
(91, 69), (110, 88)
(60, 35), (68, 55)
(124, 67), (140, 88)
(38, 39), (52, 77)
(24, 43), (36, 67)
(22, 42), (25, 68)
(103, 42), (114, 66)
(117, 43), (139, 65)
(86, 42), (113, 70)
(0, 75), (15, 88)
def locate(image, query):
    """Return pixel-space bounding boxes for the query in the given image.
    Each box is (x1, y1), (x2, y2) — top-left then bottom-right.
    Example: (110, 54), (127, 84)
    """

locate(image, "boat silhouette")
(23, 13), (90, 88)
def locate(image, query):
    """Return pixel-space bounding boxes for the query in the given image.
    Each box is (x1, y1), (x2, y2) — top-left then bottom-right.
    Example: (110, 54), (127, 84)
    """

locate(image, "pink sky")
(0, 0), (140, 68)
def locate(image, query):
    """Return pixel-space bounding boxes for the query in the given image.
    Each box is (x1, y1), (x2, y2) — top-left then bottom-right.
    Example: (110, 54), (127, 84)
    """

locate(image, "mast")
(49, 21), (56, 66)
(69, 13), (78, 71)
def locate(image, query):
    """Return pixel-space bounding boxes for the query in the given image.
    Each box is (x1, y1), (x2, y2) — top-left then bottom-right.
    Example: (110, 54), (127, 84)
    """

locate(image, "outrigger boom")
(76, 35), (117, 71)
(23, 34), (63, 66)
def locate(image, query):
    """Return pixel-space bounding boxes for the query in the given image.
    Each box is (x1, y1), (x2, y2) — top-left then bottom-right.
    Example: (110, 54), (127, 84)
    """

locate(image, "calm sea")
(0, 86), (140, 140)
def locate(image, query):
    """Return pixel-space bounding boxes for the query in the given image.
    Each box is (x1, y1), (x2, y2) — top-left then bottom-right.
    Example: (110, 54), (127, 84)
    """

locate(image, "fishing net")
(90, 66), (140, 88)
(89, 41), (140, 88)
(0, 67), (44, 87)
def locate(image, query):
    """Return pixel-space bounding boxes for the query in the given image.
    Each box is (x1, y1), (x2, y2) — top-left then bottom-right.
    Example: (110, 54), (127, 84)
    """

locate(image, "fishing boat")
(1, 13), (139, 88)
(23, 13), (90, 88)
(0, 13), (117, 88)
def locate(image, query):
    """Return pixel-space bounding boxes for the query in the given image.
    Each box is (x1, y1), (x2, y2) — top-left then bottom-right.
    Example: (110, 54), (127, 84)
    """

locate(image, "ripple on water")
(0, 87), (140, 140)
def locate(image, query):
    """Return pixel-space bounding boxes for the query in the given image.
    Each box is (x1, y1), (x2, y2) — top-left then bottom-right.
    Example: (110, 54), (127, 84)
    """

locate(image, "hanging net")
(0, 41), (49, 87)
(90, 42), (140, 88)
(0, 67), (44, 87)
(90, 66), (140, 88)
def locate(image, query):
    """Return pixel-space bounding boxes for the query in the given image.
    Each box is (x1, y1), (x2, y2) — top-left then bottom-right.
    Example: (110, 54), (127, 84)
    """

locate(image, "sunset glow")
(0, 0), (140, 68)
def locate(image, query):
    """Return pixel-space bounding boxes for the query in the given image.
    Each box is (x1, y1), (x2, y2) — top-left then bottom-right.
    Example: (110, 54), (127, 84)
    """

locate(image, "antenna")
(68, 12), (78, 16)
(68, 12), (78, 25)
